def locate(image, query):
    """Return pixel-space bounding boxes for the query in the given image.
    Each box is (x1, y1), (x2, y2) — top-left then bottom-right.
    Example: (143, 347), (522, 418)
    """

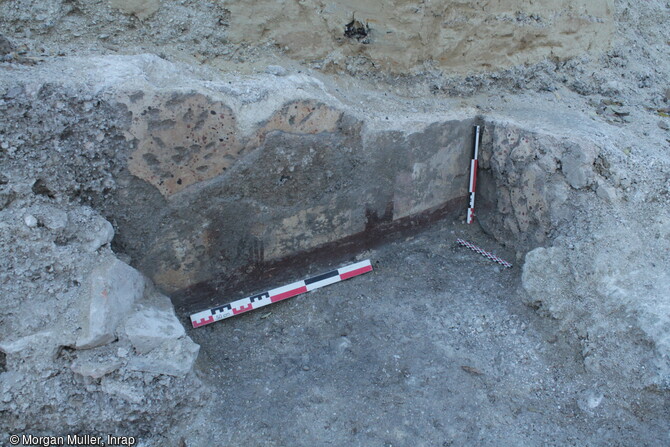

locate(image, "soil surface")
(185, 221), (669, 447)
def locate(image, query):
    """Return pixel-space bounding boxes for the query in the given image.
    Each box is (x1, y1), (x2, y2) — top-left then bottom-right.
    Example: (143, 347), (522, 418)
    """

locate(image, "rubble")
(110, 0), (161, 20)
(0, 187), (207, 439)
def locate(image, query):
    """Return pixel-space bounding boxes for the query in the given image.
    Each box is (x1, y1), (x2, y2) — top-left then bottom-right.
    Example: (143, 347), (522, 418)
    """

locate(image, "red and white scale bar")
(456, 238), (512, 268)
(467, 125), (481, 224)
(190, 260), (373, 328)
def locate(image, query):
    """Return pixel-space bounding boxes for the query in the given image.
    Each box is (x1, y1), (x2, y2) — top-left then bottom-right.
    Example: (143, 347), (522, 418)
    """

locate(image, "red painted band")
(232, 303), (253, 315)
(193, 316), (214, 328)
(340, 265), (373, 280)
(270, 286), (308, 303)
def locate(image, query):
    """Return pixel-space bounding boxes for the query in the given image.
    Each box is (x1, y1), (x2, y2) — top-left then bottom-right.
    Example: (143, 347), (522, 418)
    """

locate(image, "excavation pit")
(112, 90), (660, 444)
(121, 102), (661, 444)
(114, 105), (580, 318)
(2, 58), (669, 444)
(109, 90), (488, 312)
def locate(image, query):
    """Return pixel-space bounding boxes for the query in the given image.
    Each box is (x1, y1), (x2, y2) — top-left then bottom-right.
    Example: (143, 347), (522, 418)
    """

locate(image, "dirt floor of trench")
(182, 220), (668, 447)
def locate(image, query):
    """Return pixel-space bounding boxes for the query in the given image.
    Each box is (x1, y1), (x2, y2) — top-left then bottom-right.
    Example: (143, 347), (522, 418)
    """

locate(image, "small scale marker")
(456, 238), (512, 268)
(467, 125), (481, 224)
(190, 260), (373, 328)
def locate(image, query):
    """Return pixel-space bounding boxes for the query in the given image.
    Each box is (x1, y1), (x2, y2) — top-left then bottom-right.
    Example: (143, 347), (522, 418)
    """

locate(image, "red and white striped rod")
(190, 260), (373, 328)
(467, 125), (481, 224)
(456, 238), (512, 268)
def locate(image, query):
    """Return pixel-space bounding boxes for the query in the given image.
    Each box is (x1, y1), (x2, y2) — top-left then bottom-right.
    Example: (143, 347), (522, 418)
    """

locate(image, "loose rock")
(596, 181), (618, 202)
(71, 358), (123, 379)
(560, 143), (596, 189)
(124, 306), (185, 354)
(82, 216), (115, 252)
(265, 65), (288, 76)
(0, 35), (13, 56)
(127, 337), (200, 377)
(37, 207), (68, 231)
(23, 214), (37, 228)
(76, 257), (146, 349)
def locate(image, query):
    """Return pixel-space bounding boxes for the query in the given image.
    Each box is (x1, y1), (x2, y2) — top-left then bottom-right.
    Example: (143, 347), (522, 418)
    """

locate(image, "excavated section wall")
(476, 118), (602, 253)
(0, 56), (617, 300)
(0, 55), (606, 305)
(226, 0), (614, 73)
(95, 86), (609, 310)
(113, 90), (476, 303)
(0, 55), (476, 308)
(475, 115), (670, 387)
(0, 0), (613, 76)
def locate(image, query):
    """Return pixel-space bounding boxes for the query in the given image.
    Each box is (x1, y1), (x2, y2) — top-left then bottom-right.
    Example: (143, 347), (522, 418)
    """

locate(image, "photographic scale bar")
(467, 125), (481, 224)
(456, 238), (513, 268)
(190, 259), (373, 328)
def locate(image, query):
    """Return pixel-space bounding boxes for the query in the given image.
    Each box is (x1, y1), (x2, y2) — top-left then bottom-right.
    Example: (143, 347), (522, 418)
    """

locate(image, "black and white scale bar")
(467, 125), (481, 224)
(190, 259), (373, 328)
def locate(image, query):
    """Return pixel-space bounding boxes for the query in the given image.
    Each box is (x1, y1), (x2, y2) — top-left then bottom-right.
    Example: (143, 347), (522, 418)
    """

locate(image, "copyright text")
(8, 434), (136, 446)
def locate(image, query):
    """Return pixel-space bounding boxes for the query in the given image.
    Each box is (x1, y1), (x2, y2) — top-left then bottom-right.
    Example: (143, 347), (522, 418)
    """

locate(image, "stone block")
(76, 258), (146, 349)
(82, 216), (114, 252)
(560, 143), (596, 189)
(124, 307), (185, 354)
(71, 358), (122, 379)
(127, 337), (200, 377)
